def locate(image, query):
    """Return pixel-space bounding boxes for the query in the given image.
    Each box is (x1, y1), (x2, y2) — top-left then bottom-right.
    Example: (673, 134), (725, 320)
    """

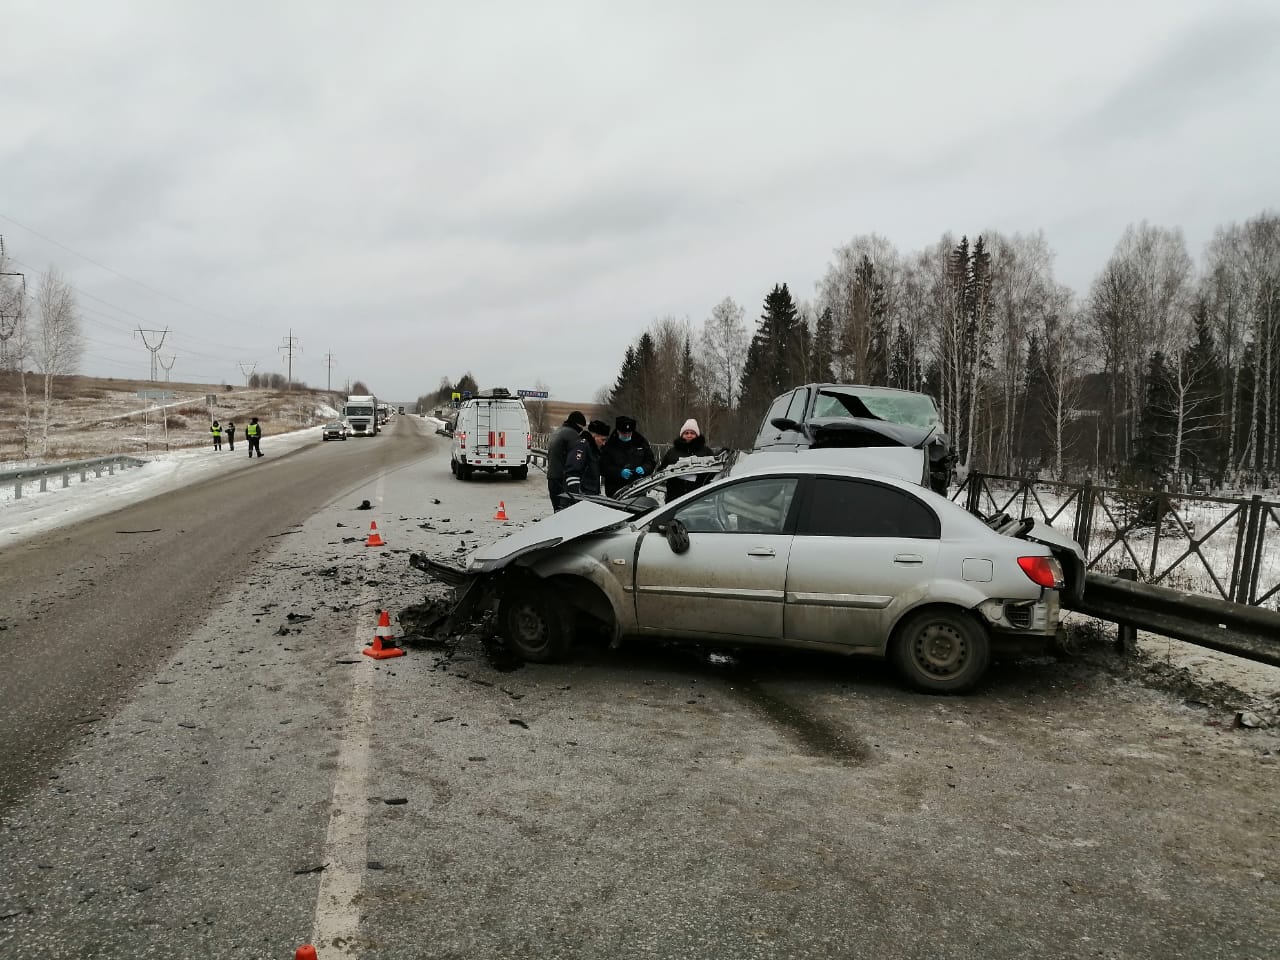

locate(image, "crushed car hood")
(806, 416), (932, 448)
(467, 500), (634, 573)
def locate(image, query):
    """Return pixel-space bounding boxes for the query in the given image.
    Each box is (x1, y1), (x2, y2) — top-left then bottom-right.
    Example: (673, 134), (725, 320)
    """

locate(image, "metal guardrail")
(1069, 571), (1280, 667)
(0, 455), (148, 499)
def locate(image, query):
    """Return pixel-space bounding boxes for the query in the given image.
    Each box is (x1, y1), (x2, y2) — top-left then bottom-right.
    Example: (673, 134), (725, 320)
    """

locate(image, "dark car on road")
(322, 421), (347, 441)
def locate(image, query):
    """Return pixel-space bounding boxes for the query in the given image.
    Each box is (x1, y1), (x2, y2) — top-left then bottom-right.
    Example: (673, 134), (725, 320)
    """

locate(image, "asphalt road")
(1, 422), (1277, 959)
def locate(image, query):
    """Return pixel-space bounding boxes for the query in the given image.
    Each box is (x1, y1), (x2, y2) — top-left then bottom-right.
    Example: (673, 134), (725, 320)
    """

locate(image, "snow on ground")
(0, 424), (322, 547)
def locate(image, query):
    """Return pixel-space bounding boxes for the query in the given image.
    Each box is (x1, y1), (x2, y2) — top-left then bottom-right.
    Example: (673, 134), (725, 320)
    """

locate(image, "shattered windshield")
(813, 388), (940, 430)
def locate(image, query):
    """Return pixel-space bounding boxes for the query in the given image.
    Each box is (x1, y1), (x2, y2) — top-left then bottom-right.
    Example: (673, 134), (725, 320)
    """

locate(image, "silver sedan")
(417, 464), (1083, 693)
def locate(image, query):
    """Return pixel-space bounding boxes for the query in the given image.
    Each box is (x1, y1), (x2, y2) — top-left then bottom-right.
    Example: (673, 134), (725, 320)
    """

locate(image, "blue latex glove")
(621, 468), (633, 480)
(635, 466), (645, 476)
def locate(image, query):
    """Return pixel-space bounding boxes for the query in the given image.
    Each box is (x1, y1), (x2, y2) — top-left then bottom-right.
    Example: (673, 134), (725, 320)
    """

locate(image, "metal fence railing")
(955, 471), (1280, 610)
(0, 455), (148, 500)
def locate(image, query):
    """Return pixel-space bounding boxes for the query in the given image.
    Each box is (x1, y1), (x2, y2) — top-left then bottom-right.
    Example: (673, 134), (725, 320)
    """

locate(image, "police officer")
(562, 419), (611, 501)
(600, 415), (656, 496)
(210, 419), (222, 451)
(246, 417), (264, 458)
(547, 411), (587, 511)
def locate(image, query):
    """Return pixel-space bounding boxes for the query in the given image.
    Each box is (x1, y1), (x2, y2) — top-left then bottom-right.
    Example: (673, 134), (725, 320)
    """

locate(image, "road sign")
(517, 389), (549, 399)
(451, 391), (461, 401)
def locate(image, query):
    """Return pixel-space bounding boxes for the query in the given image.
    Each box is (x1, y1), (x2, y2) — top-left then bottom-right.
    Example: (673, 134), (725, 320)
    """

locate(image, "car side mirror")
(666, 518), (690, 554)
(770, 417), (799, 432)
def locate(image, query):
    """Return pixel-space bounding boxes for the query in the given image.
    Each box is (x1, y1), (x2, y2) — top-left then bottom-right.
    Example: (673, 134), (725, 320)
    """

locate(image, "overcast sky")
(2, 0), (1277, 406)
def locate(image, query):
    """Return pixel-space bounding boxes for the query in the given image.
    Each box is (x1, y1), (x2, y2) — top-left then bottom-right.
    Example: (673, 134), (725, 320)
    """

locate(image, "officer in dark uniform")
(562, 419), (611, 502)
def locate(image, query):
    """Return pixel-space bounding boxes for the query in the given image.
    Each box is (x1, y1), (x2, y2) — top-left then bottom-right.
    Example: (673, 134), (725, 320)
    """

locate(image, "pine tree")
(739, 284), (804, 419)
(608, 345), (640, 415)
(1133, 351), (1175, 485)
(813, 307), (835, 383)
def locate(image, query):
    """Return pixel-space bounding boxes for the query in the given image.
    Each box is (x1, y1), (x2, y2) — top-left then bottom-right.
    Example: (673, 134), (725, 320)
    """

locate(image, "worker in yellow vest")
(210, 420), (222, 451)
(246, 417), (264, 458)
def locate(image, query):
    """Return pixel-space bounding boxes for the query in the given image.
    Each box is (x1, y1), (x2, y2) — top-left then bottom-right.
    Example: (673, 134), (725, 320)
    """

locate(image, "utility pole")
(0, 235), (28, 371)
(323, 351), (336, 393)
(279, 330), (301, 390)
(136, 326), (170, 382)
(159, 353), (176, 382)
(238, 361), (257, 385)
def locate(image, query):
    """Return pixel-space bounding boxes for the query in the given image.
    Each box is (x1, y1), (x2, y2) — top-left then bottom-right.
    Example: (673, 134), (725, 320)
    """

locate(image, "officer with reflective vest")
(210, 420), (222, 451)
(246, 417), (264, 458)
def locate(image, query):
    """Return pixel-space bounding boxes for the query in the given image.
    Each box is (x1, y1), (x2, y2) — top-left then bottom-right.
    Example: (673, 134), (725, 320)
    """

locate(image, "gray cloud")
(1, 1), (1276, 402)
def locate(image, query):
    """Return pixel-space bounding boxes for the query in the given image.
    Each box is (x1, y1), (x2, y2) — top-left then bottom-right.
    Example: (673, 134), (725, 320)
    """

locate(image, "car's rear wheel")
(457, 463), (471, 481)
(892, 608), (990, 694)
(498, 579), (574, 662)
(512, 465), (529, 481)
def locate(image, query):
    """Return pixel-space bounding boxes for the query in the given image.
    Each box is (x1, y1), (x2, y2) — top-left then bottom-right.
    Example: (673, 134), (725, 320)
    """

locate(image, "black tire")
(450, 459), (457, 476)
(458, 463), (472, 481)
(891, 608), (990, 694)
(512, 465), (529, 481)
(498, 579), (574, 663)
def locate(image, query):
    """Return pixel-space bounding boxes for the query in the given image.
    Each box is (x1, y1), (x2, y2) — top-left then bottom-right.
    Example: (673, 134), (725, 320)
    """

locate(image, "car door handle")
(894, 554), (924, 564)
(746, 548), (775, 557)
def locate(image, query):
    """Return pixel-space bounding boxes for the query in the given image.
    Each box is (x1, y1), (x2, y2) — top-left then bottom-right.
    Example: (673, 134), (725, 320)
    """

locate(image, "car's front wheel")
(892, 608), (990, 694)
(498, 579), (574, 662)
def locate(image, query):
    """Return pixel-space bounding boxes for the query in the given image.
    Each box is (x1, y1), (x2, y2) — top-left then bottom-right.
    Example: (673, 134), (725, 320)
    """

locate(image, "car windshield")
(813, 388), (939, 430)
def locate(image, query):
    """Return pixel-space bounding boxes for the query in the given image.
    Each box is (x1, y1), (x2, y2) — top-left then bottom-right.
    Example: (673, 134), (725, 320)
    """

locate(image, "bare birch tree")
(34, 268), (83, 455)
(700, 297), (748, 409)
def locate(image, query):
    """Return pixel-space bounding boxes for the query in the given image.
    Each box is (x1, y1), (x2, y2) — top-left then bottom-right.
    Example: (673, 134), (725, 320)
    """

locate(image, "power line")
(0, 210), (238, 325)
(159, 353), (177, 382)
(238, 361), (257, 384)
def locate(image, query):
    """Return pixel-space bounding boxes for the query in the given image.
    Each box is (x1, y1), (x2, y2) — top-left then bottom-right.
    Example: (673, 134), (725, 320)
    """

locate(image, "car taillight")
(457, 432), (466, 445)
(526, 433), (531, 448)
(1018, 555), (1064, 589)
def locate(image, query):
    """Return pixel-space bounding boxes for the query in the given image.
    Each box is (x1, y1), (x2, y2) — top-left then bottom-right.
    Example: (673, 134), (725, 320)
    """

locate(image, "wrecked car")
(748, 383), (956, 494)
(411, 463), (1085, 693)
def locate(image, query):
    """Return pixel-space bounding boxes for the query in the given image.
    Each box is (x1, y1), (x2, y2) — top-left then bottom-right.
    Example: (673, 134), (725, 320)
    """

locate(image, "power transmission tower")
(323, 351), (336, 392)
(136, 326), (170, 382)
(238, 361), (257, 385)
(159, 353), (176, 382)
(279, 330), (301, 390)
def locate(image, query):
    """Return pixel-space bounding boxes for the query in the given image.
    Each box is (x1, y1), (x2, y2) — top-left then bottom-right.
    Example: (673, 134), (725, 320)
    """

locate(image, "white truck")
(450, 388), (532, 481)
(343, 395), (379, 436)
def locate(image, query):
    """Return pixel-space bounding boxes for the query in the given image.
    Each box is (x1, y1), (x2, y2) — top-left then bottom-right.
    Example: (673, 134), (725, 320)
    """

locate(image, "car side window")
(798, 477), (940, 539)
(672, 478), (799, 534)
(784, 388), (808, 424)
(755, 394), (794, 446)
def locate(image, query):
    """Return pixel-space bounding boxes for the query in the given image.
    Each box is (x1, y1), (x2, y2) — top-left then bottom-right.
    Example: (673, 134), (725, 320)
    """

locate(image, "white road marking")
(311, 480), (386, 955)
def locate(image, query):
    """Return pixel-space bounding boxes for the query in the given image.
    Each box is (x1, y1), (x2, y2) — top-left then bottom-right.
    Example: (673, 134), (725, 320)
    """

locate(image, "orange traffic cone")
(494, 501), (509, 521)
(295, 947), (318, 960)
(365, 521), (386, 547)
(363, 609), (405, 660)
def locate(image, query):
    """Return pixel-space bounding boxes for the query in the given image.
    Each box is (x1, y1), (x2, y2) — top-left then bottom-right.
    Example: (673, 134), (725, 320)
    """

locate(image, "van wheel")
(458, 463), (472, 481)
(498, 579), (574, 662)
(892, 608), (990, 694)
(512, 466), (529, 481)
